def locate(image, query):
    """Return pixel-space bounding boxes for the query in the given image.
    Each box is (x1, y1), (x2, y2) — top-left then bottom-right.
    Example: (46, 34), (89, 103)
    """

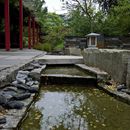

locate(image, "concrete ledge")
(76, 64), (108, 80)
(36, 55), (84, 65)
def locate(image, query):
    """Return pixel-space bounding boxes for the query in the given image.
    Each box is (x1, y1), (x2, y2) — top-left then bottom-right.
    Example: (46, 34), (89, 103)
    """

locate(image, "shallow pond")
(42, 66), (90, 76)
(20, 85), (130, 130)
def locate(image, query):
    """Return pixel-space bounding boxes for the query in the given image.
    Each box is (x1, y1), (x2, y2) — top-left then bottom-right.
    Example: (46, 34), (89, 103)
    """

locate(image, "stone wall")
(83, 49), (130, 88)
(64, 47), (82, 56)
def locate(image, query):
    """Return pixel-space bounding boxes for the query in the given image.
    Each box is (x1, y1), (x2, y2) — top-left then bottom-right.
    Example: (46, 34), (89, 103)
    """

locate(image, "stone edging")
(98, 83), (130, 105)
(0, 61), (46, 129)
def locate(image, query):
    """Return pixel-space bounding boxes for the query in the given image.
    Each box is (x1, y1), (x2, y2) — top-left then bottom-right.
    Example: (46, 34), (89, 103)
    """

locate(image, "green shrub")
(34, 43), (52, 52)
(54, 42), (64, 51)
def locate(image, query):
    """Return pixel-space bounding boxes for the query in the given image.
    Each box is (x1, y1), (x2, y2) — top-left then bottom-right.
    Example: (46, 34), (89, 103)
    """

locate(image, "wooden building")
(0, 0), (41, 51)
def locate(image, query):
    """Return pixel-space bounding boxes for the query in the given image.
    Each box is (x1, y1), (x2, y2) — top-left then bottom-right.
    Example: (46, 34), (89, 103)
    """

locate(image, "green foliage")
(54, 43), (64, 51)
(34, 43), (52, 52)
(44, 13), (69, 51)
(102, 0), (130, 36)
(65, 0), (130, 36)
(68, 9), (91, 36)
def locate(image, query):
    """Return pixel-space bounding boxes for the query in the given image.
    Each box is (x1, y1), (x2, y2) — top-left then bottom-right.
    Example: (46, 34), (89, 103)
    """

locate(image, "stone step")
(36, 55), (84, 65)
(41, 74), (96, 85)
(76, 64), (108, 80)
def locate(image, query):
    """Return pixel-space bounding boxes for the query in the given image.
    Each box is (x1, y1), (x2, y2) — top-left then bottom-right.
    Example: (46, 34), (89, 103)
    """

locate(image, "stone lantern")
(86, 33), (100, 48)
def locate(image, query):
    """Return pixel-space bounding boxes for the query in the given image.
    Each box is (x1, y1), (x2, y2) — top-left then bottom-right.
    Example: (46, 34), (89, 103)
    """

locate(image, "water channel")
(19, 66), (130, 130)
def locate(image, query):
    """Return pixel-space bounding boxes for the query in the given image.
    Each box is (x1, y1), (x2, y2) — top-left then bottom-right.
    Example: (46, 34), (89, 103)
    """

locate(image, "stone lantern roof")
(86, 33), (100, 37)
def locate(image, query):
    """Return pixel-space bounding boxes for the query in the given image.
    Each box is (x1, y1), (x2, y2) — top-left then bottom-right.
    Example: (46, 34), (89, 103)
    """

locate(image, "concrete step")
(41, 74), (96, 85)
(76, 64), (108, 80)
(36, 55), (84, 65)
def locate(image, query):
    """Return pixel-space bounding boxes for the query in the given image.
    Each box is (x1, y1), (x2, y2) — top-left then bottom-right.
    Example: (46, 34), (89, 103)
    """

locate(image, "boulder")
(12, 93), (31, 100)
(29, 70), (41, 81)
(15, 84), (29, 91)
(27, 87), (39, 93)
(26, 77), (33, 82)
(1, 91), (15, 101)
(0, 94), (7, 105)
(0, 117), (6, 124)
(3, 87), (17, 93)
(12, 80), (19, 85)
(5, 101), (24, 109)
(26, 81), (34, 86)
(32, 85), (39, 89)
(16, 71), (29, 84)
(18, 71), (30, 75)
(23, 66), (34, 71)
(117, 84), (127, 91)
(121, 89), (130, 95)
(34, 81), (39, 85)
(30, 63), (41, 68)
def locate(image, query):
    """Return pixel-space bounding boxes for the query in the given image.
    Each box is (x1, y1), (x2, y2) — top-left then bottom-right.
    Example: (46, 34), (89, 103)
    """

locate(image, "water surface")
(42, 66), (89, 76)
(20, 85), (130, 130)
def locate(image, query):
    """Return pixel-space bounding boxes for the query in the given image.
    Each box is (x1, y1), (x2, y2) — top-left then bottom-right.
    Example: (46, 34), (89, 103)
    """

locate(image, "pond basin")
(19, 65), (130, 130)
(19, 84), (130, 130)
(42, 65), (92, 77)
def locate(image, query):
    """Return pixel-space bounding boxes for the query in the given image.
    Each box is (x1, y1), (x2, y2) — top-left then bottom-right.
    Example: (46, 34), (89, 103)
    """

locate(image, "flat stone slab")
(0, 49), (46, 71)
(0, 49), (46, 88)
(36, 55), (84, 64)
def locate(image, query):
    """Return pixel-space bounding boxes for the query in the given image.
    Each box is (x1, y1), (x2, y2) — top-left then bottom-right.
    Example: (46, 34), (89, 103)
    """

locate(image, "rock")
(15, 84), (38, 93)
(3, 87), (17, 93)
(34, 81), (39, 85)
(105, 81), (112, 85)
(26, 77), (33, 82)
(0, 106), (7, 114)
(5, 101), (24, 109)
(30, 63), (41, 68)
(18, 70), (30, 75)
(32, 85), (39, 89)
(16, 71), (29, 84)
(117, 84), (127, 91)
(12, 80), (18, 85)
(15, 84), (28, 91)
(29, 70), (41, 81)
(27, 87), (39, 93)
(23, 66), (34, 71)
(0, 94), (7, 105)
(12, 93), (31, 100)
(26, 81), (34, 86)
(16, 78), (26, 84)
(1, 91), (15, 101)
(0, 117), (6, 124)
(121, 89), (130, 95)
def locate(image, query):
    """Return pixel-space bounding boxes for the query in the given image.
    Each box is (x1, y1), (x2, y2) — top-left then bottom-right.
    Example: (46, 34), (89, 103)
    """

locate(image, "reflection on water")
(42, 66), (89, 76)
(20, 85), (130, 130)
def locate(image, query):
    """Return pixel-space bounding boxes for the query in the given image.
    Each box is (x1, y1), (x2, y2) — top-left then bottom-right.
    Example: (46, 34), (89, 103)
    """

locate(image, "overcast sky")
(45, 0), (67, 14)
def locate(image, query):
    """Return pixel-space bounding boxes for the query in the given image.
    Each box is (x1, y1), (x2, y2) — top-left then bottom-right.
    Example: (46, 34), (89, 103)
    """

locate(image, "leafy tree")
(61, 0), (98, 32)
(44, 13), (69, 51)
(97, 0), (118, 12)
(102, 0), (130, 36)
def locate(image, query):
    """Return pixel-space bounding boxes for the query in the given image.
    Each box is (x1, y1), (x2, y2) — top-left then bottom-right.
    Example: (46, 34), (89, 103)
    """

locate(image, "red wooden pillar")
(36, 24), (39, 44)
(37, 27), (39, 43)
(19, 0), (23, 49)
(28, 16), (31, 49)
(32, 17), (35, 47)
(5, 0), (10, 51)
(39, 27), (41, 43)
